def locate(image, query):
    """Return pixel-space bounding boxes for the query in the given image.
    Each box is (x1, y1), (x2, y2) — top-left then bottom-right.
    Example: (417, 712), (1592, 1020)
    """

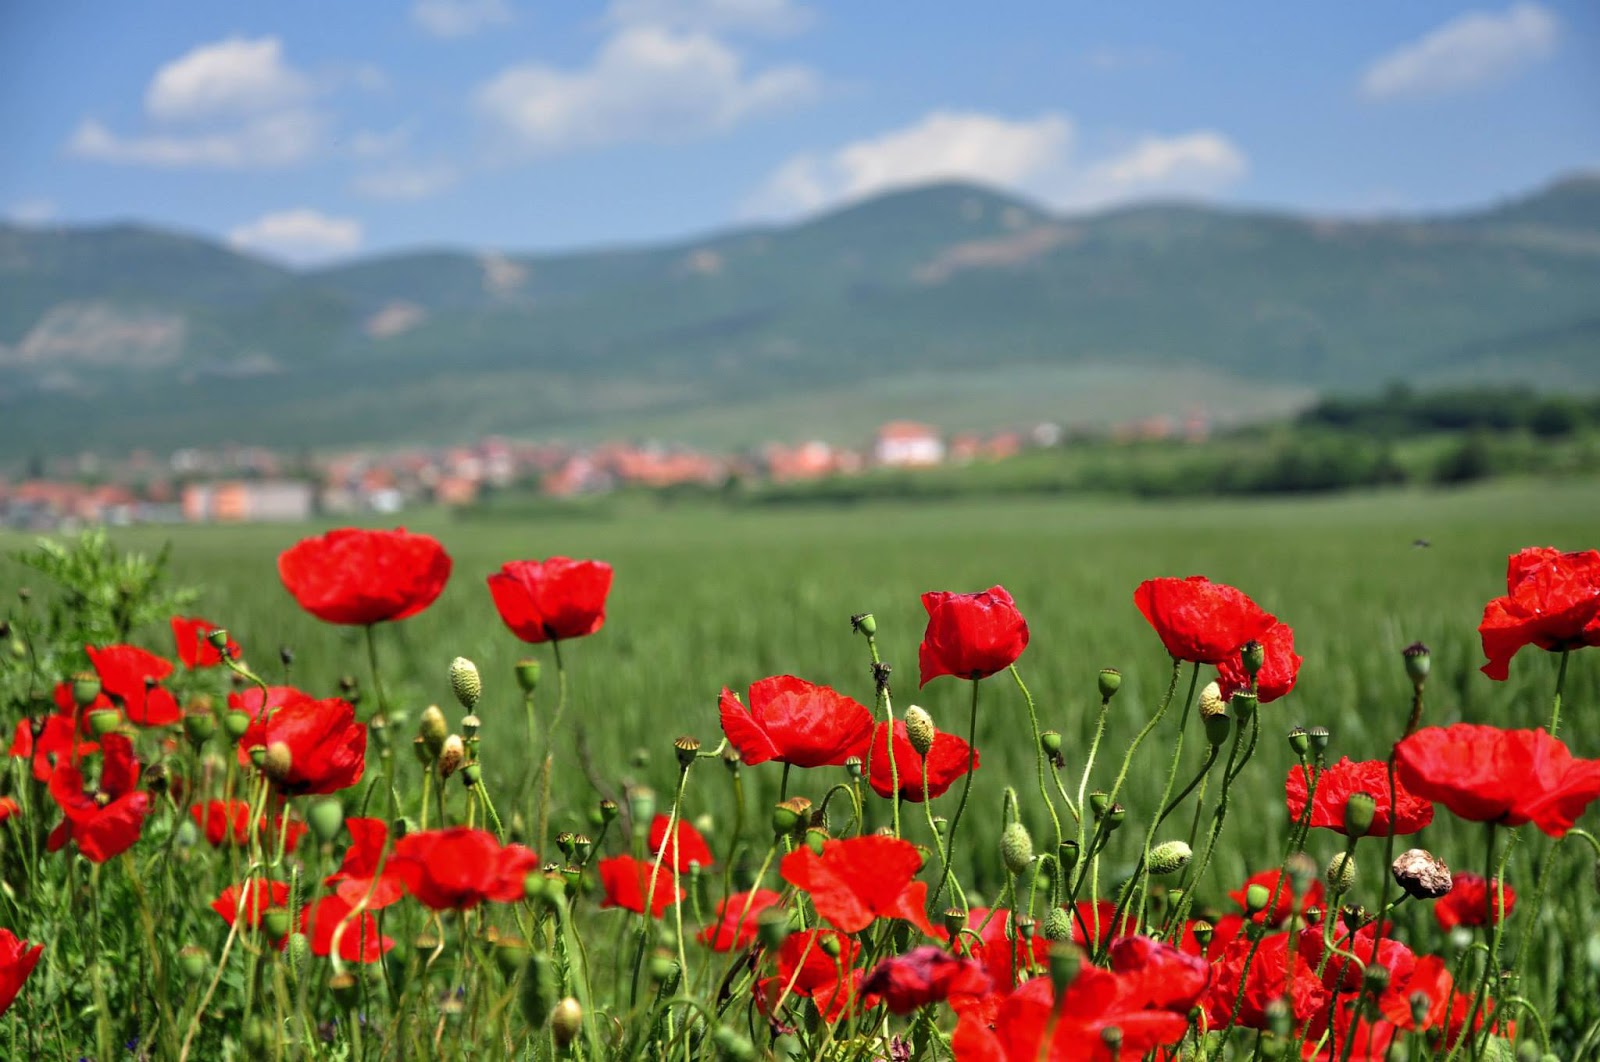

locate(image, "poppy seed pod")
(771, 796), (811, 836)
(1288, 727), (1311, 757)
(1308, 727), (1331, 757)
(1198, 681), (1227, 719)
(71, 672), (102, 708)
(1244, 883), (1271, 916)
(817, 933), (842, 959)
(1240, 640), (1265, 676)
(1343, 792), (1377, 838)
(224, 710), (252, 742)
(184, 708), (217, 746)
(1402, 642), (1431, 687)
(804, 826), (829, 855)
(1190, 920), (1214, 949)
(1148, 840), (1193, 875)
(437, 735), (465, 779)
(629, 787), (656, 825)
(1326, 852), (1358, 893)
(1204, 711), (1231, 747)
(178, 944), (208, 981)
(449, 657), (481, 710)
(1040, 729), (1063, 764)
(1000, 822), (1034, 876)
(86, 708), (121, 738)
(851, 612), (877, 637)
(1391, 848), (1453, 900)
(262, 906), (292, 940)
(673, 735), (700, 768)
(1097, 668), (1121, 702)
(514, 658), (542, 693)
(599, 798), (619, 824)
(550, 997), (583, 1049)
(461, 714), (480, 740)
(904, 706), (936, 756)
(1231, 690), (1258, 719)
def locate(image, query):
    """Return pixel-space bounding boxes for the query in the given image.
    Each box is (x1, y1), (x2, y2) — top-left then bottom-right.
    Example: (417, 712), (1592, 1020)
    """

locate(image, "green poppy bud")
(1042, 907), (1072, 941)
(1326, 852), (1358, 893)
(712, 1025), (757, 1061)
(1058, 840), (1080, 875)
(1000, 822), (1035, 876)
(904, 706), (936, 756)
(648, 950), (679, 985)
(1343, 792), (1377, 838)
(462, 762), (483, 788)
(1148, 840), (1193, 876)
(1204, 712), (1231, 747)
(1245, 883), (1271, 915)
(805, 826), (829, 855)
(419, 705), (448, 753)
(449, 656), (481, 710)
(86, 708), (121, 738)
(224, 710), (251, 742)
(71, 672), (102, 708)
(262, 906), (292, 940)
(817, 933), (842, 959)
(307, 798), (344, 844)
(1240, 640), (1265, 677)
(514, 658), (542, 693)
(178, 944), (208, 981)
(184, 708), (217, 746)
(1048, 943), (1081, 994)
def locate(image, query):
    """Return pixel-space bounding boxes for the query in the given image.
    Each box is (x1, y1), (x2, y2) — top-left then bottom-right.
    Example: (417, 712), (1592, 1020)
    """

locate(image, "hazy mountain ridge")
(2, 175), (1597, 457)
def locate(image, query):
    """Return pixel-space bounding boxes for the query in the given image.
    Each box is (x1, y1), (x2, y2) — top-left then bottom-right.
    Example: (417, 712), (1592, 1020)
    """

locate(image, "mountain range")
(3, 174), (1598, 459)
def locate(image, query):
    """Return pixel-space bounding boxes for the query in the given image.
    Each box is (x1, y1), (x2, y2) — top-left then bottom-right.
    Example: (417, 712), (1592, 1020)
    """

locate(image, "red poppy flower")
(10, 715), (98, 783)
(390, 828), (538, 910)
(1229, 869), (1325, 926)
(0, 797), (19, 823)
(86, 644), (179, 726)
(760, 928), (865, 1023)
(918, 586), (1029, 686)
(212, 879), (291, 931)
(1108, 934), (1211, 1013)
(865, 719), (977, 803)
(862, 946), (990, 1015)
(597, 854), (684, 918)
(1299, 922), (1415, 998)
(951, 966), (1191, 1062)
(648, 814), (714, 872)
(1133, 576), (1278, 665)
(780, 834), (939, 936)
(1479, 546), (1600, 680)
(239, 696), (366, 796)
(189, 800), (307, 851)
(1434, 872), (1516, 930)
(278, 527), (452, 626)
(1312, 1001), (1397, 1062)
(325, 817), (407, 909)
(1217, 620), (1302, 703)
(46, 732), (150, 863)
(717, 676), (873, 769)
(697, 889), (782, 951)
(0, 929), (43, 1019)
(946, 907), (1050, 990)
(228, 685), (317, 731)
(1286, 758), (1434, 837)
(1205, 932), (1329, 1030)
(301, 894), (393, 963)
(170, 616), (239, 668)
(486, 557), (613, 643)
(1378, 955), (1507, 1048)
(1395, 724), (1600, 837)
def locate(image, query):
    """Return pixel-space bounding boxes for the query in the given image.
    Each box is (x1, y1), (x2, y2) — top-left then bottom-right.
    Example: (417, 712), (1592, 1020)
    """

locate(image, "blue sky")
(2, 1), (1596, 264)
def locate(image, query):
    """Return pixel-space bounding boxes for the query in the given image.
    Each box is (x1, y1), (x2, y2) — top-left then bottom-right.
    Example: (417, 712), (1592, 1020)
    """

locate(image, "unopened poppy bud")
(648, 950), (679, 984)
(1190, 920), (1214, 949)
(514, 658), (542, 693)
(817, 933), (842, 959)
(904, 706), (936, 756)
(437, 735), (465, 778)
(206, 627), (231, 652)
(1343, 792), (1377, 838)
(629, 787), (656, 825)
(1240, 640), (1265, 677)
(1148, 840), (1192, 876)
(1308, 726), (1330, 757)
(1048, 943), (1082, 994)
(1198, 681), (1227, 720)
(262, 741), (293, 782)
(805, 826), (829, 855)
(179, 944), (208, 980)
(1392, 849), (1453, 900)
(1033, 907), (1067, 942)
(1097, 669), (1121, 702)
(1000, 821), (1034, 875)
(184, 709), (217, 745)
(1288, 727), (1311, 757)
(712, 1025), (757, 1061)
(224, 710), (251, 742)
(1402, 642), (1430, 687)
(758, 907), (790, 949)
(448, 657), (481, 710)
(1203, 712), (1231, 747)
(1245, 883), (1271, 915)
(518, 953), (557, 1025)
(673, 735), (700, 768)
(1326, 852), (1358, 893)
(263, 906), (292, 940)
(599, 798), (619, 824)
(850, 612), (877, 637)
(419, 705), (448, 753)
(87, 707), (121, 737)
(771, 796), (811, 836)
(1101, 1026), (1123, 1053)
(71, 672), (102, 708)
(303, 797), (342, 844)
(1230, 691), (1258, 719)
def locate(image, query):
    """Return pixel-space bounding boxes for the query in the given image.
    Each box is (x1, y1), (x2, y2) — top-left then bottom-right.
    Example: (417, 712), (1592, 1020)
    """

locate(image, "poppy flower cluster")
(1395, 724), (1600, 837)
(1286, 757), (1434, 836)
(1478, 546), (1600, 680)
(1134, 575), (1302, 701)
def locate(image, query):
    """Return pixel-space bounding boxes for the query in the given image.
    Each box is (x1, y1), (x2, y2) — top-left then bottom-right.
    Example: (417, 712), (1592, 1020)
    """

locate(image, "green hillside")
(1, 175), (1597, 457)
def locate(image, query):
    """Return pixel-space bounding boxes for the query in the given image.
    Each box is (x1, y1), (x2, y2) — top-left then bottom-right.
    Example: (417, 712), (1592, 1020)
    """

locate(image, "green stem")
(1012, 664), (1063, 866)
(930, 678), (980, 910)
(1548, 648), (1569, 738)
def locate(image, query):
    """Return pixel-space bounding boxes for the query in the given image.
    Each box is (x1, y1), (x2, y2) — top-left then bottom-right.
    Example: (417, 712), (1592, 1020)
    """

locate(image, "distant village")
(0, 413), (1213, 531)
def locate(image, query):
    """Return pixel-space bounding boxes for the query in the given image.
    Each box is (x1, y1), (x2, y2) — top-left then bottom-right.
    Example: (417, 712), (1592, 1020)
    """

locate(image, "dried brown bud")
(1392, 848), (1453, 900)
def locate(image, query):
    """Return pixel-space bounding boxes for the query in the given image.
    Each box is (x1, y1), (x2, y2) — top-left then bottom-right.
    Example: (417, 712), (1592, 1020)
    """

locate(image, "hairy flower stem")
(538, 637), (569, 862)
(1125, 661), (1199, 935)
(1547, 648), (1570, 738)
(930, 677), (980, 910)
(1363, 668), (1429, 1025)
(633, 758), (691, 1009)
(1164, 708), (1260, 938)
(1011, 664), (1062, 882)
(363, 622), (389, 717)
(1458, 824), (1515, 1062)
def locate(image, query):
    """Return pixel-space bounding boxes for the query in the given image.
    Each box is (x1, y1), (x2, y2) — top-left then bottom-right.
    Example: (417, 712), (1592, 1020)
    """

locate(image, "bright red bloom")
(189, 800), (307, 851)
(228, 684), (316, 719)
(648, 814), (714, 871)
(53, 681), (112, 733)
(486, 557), (613, 643)
(0, 797), (19, 823)
(918, 586), (1029, 686)
(781, 835), (939, 936)
(717, 676), (873, 769)
(325, 817), (407, 909)
(10, 715), (97, 783)
(1396, 724), (1600, 837)
(598, 854), (684, 918)
(46, 732), (149, 862)
(1286, 758), (1434, 837)
(1299, 922), (1415, 998)
(1108, 934), (1211, 1013)
(278, 527), (451, 626)
(86, 644), (179, 726)
(1434, 872), (1516, 930)
(0, 929), (44, 1019)
(951, 966), (1191, 1062)
(1205, 932), (1329, 1030)
(1217, 620), (1302, 703)
(763, 929), (864, 1023)
(865, 719), (977, 802)
(1133, 576), (1278, 665)
(1311, 1000), (1398, 1062)
(1379, 954), (1507, 1047)
(1479, 546), (1600, 680)
(212, 879), (291, 930)
(863, 946), (990, 1015)
(301, 895), (393, 963)
(1230, 869), (1325, 926)
(239, 696), (366, 795)
(170, 615), (239, 668)
(697, 889), (782, 951)
(390, 828), (538, 910)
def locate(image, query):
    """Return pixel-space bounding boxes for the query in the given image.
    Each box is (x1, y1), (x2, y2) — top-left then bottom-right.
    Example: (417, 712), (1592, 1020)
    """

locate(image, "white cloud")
(6, 199), (58, 224)
(607, 0), (813, 36)
(68, 112), (324, 169)
(228, 209), (364, 264)
(412, 0), (514, 38)
(145, 36), (311, 121)
(351, 163), (459, 200)
(743, 111), (1249, 219)
(477, 26), (817, 153)
(1360, 2), (1558, 101)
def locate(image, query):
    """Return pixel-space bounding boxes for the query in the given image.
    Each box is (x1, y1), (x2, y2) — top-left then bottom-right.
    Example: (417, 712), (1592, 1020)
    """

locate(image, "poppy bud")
(206, 628), (231, 652)
(263, 906), (292, 940)
(1402, 642), (1430, 687)
(419, 705), (448, 754)
(242, 1016), (270, 1054)
(673, 735), (700, 768)
(805, 826), (829, 855)
(1240, 640), (1264, 677)
(1230, 691), (1258, 719)
(1033, 907), (1067, 943)
(86, 708), (121, 738)
(629, 787), (656, 825)
(1343, 792), (1377, 838)
(262, 741), (293, 783)
(648, 950), (679, 985)
(449, 656), (481, 710)
(1326, 852), (1358, 893)
(1149, 840), (1192, 876)
(1391, 849), (1453, 900)
(1363, 963), (1391, 994)
(1000, 822), (1034, 876)
(817, 933), (842, 959)
(1286, 852), (1317, 897)
(772, 797), (811, 837)
(599, 798), (619, 824)
(519, 953), (557, 1025)
(1048, 943), (1082, 994)
(514, 658), (542, 693)
(1190, 920), (1214, 949)
(758, 907), (790, 949)
(462, 762), (482, 788)
(224, 710), (251, 742)
(299, 798), (341, 845)
(178, 944), (208, 980)
(1198, 681), (1227, 720)
(1244, 884), (1271, 916)
(437, 735), (465, 779)
(412, 736), (431, 766)
(184, 708), (217, 746)
(904, 706), (936, 756)
(461, 714), (481, 740)
(850, 612), (877, 637)
(721, 746), (741, 773)
(1097, 669), (1121, 702)
(712, 1025), (757, 1062)
(71, 672), (102, 708)
(285, 933), (312, 979)
(1040, 728), (1063, 760)
(1101, 1026), (1123, 1053)
(1308, 727), (1330, 757)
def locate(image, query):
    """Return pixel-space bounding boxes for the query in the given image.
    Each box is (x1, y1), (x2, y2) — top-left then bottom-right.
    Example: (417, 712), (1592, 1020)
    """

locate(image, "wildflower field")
(2, 479), (1599, 1060)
